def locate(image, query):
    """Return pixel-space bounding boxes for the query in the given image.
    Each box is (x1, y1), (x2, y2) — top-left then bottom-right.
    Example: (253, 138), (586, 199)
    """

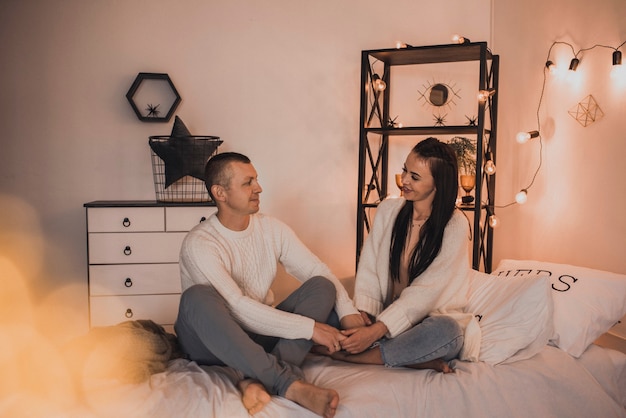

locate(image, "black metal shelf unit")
(356, 42), (499, 272)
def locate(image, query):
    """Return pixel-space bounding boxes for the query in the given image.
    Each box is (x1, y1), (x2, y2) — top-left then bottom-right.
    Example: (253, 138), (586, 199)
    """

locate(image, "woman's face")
(400, 152), (436, 207)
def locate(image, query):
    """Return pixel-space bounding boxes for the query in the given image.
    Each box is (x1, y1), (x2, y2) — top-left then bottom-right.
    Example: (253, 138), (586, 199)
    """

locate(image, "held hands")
(312, 322), (346, 353)
(339, 322), (388, 354)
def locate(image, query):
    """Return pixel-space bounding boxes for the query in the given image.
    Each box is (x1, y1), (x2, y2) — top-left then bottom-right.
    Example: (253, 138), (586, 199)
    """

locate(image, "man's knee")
(179, 284), (226, 320)
(307, 276), (336, 299)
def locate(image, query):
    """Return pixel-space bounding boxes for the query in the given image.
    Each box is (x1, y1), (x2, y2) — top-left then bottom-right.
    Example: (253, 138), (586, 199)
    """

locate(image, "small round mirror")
(429, 83), (449, 107)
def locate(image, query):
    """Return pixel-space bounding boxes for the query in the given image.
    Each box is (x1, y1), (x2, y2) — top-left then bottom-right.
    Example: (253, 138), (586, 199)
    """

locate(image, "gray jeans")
(174, 276), (336, 396)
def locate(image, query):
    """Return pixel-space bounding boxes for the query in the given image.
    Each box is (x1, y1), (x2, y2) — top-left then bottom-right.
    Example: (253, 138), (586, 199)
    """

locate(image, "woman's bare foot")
(407, 358), (454, 373)
(284, 380), (339, 418)
(238, 379), (272, 415)
(314, 345), (453, 374)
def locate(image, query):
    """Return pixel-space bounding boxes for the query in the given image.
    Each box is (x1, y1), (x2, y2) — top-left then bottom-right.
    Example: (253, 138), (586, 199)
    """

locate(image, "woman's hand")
(339, 322), (388, 354)
(339, 313), (367, 330)
(312, 322), (345, 353)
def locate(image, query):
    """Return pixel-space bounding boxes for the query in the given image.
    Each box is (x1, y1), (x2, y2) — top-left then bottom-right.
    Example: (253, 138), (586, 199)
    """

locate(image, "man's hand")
(339, 321), (388, 354)
(312, 322), (345, 353)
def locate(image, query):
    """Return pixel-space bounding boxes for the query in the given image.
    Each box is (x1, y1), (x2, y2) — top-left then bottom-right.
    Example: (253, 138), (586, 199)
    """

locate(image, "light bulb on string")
(395, 41), (408, 49)
(484, 152), (496, 175)
(515, 189), (528, 204)
(484, 160), (496, 175)
(611, 50), (625, 80)
(488, 214), (500, 228)
(516, 130), (539, 144)
(477, 88), (496, 102)
(451, 34), (470, 44)
(371, 74), (386, 91)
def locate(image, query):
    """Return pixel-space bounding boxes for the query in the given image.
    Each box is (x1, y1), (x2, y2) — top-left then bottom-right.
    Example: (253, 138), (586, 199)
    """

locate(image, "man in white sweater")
(174, 152), (364, 418)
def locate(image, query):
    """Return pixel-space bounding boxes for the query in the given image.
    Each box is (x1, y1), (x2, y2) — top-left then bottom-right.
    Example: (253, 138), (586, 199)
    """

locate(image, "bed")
(5, 259), (626, 418)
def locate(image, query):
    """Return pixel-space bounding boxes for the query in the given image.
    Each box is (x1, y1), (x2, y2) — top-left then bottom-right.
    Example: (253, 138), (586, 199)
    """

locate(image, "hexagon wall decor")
(126, 73), (181, 122)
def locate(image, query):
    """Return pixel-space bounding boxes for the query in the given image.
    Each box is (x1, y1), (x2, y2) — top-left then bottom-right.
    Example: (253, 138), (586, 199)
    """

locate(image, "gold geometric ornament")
(568, 95), (604, 127)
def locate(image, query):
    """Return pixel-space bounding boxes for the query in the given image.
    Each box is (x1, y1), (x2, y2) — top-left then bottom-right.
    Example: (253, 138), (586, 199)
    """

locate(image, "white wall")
(0, 0), (491, 337)
(491, 0), (626, 274)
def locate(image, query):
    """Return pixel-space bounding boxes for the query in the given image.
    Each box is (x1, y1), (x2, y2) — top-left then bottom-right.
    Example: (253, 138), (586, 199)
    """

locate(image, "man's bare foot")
(408, 358), (454, 373)
(238, 379), (271, 415)
(284, 379), (339, 418)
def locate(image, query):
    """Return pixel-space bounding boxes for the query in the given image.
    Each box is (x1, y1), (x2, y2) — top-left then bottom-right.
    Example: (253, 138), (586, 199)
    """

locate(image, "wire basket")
(149, 135), (222, 202)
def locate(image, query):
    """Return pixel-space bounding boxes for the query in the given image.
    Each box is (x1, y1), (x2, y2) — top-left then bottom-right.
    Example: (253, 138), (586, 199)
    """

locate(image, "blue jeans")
(174, 276), (336, 396)
(377, 315), (464, 367)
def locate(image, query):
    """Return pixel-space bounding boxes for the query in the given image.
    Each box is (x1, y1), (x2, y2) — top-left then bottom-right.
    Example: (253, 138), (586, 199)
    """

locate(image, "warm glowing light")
(452, 34), (470, 44)
(545, 60), (556, 73)
(613, 50), (622, 66)
(372, 74), (386, 91)
(516, 130), (539, 144)
(477, 89), (496, 102)
(515, 189), (528, 204)
(395, 41), (408, 49)
(484, 160), (496, 175)
(611, 51), (625, 81)
(488, 214), (500, 228)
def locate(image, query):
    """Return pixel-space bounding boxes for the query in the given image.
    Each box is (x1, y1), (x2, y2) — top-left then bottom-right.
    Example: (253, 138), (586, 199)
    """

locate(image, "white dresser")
(84, 201), (216, 330)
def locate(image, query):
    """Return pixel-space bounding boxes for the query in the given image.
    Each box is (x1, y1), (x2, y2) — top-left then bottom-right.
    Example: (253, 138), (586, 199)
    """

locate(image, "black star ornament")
(149, 116), (222, 188)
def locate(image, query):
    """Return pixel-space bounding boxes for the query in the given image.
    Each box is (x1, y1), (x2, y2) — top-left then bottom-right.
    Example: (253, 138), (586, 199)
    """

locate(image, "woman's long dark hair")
(389, 137), (459, 284)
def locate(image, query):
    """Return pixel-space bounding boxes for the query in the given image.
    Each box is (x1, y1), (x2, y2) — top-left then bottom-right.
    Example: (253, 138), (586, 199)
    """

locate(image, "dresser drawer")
(89, 264), (181, 296)
(90, 294), (180, 327)
(166, 206), (216, 231)
(88, 232), (187, 264)
(87, 207), (165, 232)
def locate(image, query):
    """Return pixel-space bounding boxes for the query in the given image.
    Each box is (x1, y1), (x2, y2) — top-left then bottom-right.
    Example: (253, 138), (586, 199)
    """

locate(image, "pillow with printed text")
(492, 259), (626, 358)
(466, 269), (554, 364)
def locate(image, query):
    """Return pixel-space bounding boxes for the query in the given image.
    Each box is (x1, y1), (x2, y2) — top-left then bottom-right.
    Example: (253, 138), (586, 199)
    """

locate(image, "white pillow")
(466, 270), (553, 364)
(492, 259), (626, 358)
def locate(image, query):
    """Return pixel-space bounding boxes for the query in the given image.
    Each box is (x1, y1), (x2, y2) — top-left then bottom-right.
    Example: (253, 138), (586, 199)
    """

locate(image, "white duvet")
(54, 344), (626, 418)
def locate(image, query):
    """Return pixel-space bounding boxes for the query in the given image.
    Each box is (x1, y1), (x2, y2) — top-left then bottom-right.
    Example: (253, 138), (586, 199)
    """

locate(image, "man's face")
(221, 161), (263, 215)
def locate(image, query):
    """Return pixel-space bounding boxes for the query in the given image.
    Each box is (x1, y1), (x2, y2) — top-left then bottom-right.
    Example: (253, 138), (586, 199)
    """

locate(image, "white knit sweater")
(179, 212), (359, 341)
(353, 197), (481, 361)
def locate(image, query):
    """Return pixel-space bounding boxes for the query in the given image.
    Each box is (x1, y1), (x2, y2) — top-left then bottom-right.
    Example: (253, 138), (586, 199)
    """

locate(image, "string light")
(516, 130), (540, 144)
(477, 88), (496, 102)
(395, 41), (409, 49)
(484, 152), (496, 175)
(515, 189), (528, 204)
(507, 40), (624, 212)
(452, 34), (471, 44)
(613, 50), (622, 65)
(372, 74), (386, 91)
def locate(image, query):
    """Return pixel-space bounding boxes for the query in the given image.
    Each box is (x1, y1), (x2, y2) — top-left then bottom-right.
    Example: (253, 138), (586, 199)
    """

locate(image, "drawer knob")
(200, 216), (207, 223)
(122, 217), (131, 227)
(125, 308), (133, 318)
(124, 278), (133, 287)
(123, 246), (132, 256)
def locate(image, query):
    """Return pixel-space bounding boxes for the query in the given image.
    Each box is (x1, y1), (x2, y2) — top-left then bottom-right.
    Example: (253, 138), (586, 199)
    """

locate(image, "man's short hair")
(204, 152), (251, 200)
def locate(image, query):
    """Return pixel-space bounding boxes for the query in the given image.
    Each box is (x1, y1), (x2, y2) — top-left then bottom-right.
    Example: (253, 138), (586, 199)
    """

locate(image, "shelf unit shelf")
(356, 42), (499, 272)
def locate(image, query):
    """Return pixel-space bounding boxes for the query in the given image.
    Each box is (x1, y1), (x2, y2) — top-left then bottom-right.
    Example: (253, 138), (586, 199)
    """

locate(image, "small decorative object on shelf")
(149, 116), (223, 202)
(447, 136), (477, 205)
(126, 73), (182, 122)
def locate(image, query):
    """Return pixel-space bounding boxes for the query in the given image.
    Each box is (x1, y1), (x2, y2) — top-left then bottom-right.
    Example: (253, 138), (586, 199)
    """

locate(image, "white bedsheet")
(61, 345), (626, 418)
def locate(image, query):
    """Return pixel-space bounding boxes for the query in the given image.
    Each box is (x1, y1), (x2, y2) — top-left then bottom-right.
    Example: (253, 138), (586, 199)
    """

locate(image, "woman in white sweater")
(332, 137), (479, 372)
